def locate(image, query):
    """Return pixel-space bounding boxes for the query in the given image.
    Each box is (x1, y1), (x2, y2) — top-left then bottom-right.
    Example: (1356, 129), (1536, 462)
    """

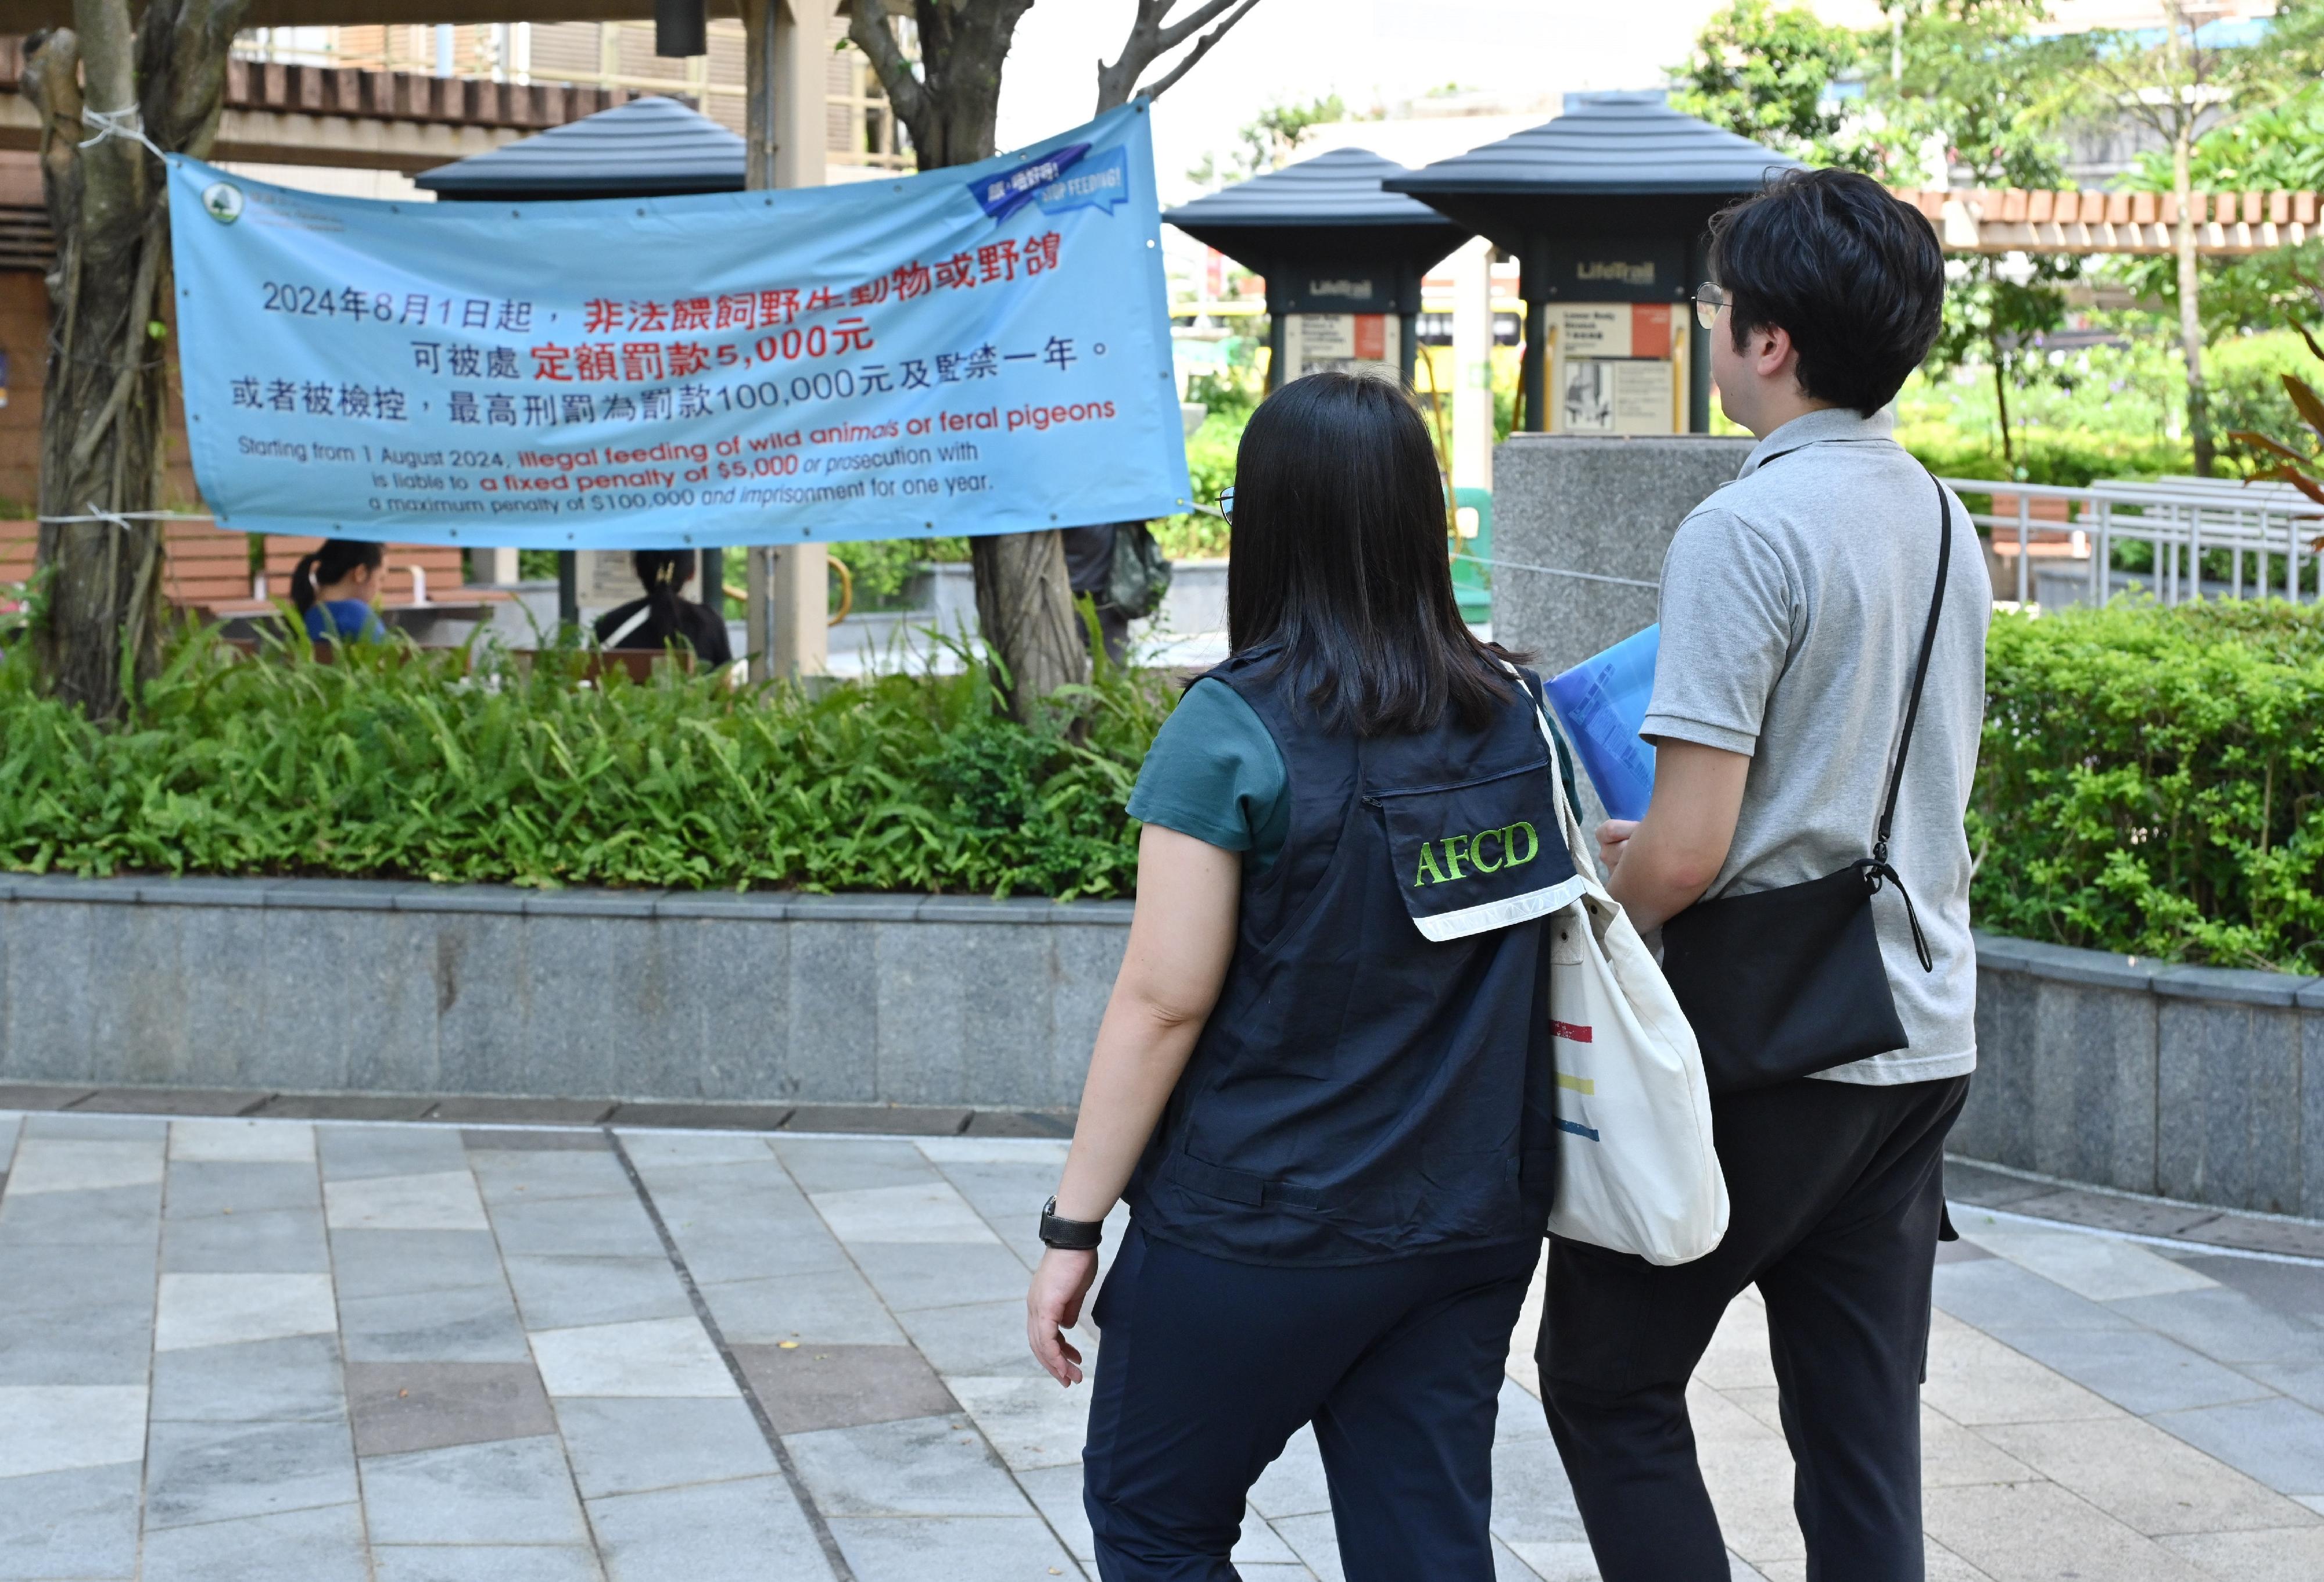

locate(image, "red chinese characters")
(533, 234), (1064, 381)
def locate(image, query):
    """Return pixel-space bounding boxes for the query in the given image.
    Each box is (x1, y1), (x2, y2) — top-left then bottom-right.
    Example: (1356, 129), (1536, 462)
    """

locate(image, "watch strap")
(1039, 1196), (1103, 1251)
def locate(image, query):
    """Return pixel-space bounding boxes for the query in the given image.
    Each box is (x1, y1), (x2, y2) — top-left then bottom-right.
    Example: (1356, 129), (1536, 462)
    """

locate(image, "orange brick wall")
(0, 266), (216, 608)
(0, 270), (204, 514)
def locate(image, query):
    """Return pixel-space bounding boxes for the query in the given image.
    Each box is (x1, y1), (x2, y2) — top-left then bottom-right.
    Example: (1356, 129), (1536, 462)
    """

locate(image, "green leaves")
(1972, 600), (2324, 971)
(1667, 0), (1871, 171)
(0, 628), (1172, 901)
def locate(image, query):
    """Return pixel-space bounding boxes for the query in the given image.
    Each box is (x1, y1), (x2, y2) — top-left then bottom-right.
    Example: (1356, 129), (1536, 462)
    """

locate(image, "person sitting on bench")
(291, 539), (388, 646)
(593, 549), (732, 668)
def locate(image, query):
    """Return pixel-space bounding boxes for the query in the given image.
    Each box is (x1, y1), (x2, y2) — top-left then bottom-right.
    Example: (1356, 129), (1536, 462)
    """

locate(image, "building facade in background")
(238, 19), (908, 178)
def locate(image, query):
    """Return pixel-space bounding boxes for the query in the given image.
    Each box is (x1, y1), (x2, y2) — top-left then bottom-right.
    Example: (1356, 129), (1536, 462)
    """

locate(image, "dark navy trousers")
(1081, 1224), (1539, 1582)
(1537, 1074), (1970, 1582)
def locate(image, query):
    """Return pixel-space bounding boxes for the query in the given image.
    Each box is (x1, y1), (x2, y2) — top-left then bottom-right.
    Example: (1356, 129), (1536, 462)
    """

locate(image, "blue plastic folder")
(1546, 625), (1659, 822)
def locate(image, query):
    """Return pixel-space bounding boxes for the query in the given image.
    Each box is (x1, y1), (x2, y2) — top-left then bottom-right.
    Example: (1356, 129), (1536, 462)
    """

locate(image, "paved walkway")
(2, 1110), (2321, 1581)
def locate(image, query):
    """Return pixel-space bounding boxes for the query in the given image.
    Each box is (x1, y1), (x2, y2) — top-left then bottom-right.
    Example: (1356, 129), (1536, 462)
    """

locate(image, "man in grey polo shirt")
(1536, 169), (1986, 1582)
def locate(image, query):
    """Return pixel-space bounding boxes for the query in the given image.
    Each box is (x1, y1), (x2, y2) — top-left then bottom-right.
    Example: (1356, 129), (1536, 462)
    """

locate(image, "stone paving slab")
(2, 1110), (2324, 1577)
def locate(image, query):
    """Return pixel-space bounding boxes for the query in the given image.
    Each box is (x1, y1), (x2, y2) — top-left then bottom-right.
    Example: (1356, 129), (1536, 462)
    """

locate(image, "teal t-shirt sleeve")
(1125, 678), (1290, 874)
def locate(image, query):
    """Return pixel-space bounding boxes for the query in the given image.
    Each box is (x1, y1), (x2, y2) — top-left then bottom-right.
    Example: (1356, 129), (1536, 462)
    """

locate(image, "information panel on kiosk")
(1534, 241), (1687, 438)
(1278, 273), (1401, 383)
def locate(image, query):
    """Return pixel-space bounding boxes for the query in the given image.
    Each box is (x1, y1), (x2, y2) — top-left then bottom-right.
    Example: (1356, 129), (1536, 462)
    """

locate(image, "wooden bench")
(1, 520), (254, 613)
(0, 522), (29, 610)
(3, 523), (510, 626)
(241, 536), (507, 614)
(1985, 492), (2089, 562)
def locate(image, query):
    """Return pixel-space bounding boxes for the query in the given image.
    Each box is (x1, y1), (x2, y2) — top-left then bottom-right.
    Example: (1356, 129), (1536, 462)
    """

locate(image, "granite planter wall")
(0, 874), (1129, 1111)
(1959, 932), (2324, 1218)
(6, 869), (2322, 1214)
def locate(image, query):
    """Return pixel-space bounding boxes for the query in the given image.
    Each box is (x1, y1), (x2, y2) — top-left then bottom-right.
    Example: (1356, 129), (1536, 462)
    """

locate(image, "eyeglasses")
(1216, 485), (1235, 521)
(1691, 283), (1727, 332)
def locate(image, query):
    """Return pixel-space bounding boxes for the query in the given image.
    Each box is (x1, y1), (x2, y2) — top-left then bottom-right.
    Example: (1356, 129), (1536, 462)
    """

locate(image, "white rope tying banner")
(38, 508), (214, 526)
(77, 104), (166, 160)
(1450, 551), (1660, 592)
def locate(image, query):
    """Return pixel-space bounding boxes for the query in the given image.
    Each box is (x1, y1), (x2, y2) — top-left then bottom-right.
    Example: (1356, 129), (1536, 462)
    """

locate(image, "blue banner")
(166, 103), (1189, 549)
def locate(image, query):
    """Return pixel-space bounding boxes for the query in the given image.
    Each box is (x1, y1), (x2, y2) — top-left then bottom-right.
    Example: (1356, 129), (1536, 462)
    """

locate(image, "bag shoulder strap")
(1873, 471), (1954, 866)
(1500, 659), (1596, 881)
(602, 602), (654, 650)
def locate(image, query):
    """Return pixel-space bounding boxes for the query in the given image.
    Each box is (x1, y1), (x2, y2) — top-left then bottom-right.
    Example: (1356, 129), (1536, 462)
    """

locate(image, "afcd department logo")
(200, 182), (243, 224)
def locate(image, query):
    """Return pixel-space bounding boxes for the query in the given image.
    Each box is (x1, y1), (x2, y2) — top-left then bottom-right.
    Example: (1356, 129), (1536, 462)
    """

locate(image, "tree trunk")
(1992, 350), (2015, 467)
(2173, 129), (2212, 476)
(26, 0), (248, 719)
(848, 0), (1083, 717)
(970, 529), (1085, 701)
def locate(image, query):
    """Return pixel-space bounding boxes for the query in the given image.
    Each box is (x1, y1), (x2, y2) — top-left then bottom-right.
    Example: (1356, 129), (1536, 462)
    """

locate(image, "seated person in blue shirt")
(593, 549), (733, 668)
(290, 539), (388, 645)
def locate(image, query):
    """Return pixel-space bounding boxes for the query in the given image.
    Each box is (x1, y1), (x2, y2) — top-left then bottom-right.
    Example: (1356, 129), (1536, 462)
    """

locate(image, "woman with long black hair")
(1027, 372), (1579, 1580)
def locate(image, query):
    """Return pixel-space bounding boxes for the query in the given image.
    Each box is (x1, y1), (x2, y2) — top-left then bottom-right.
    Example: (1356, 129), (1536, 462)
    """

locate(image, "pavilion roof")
(1385, 92), (1799, 199)
(1163, 148), (1460, 232)
(415, 94), (741, 201)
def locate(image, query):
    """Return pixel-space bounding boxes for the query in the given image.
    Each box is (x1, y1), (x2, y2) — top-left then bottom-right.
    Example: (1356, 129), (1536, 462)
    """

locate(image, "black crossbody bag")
(1658, 470), (1952, 1097)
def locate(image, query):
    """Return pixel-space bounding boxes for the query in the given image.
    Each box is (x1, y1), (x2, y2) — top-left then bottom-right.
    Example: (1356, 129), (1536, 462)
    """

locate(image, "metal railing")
(1941, 475), (2324, 607)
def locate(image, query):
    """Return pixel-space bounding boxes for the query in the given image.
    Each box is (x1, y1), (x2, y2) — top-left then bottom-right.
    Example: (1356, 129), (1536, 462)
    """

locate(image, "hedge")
(0, 629), (1168, 901)
(8, 602), (2324, 970)
(1972, 600), (2324, 973)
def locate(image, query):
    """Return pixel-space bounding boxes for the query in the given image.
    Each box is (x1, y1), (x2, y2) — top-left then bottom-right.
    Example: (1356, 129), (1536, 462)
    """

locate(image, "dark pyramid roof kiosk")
(1385, 92), (1801, 433)
(1163, 148), (1469, 392)
(417, 96), (743, 625)
(414, 94), (744, 202)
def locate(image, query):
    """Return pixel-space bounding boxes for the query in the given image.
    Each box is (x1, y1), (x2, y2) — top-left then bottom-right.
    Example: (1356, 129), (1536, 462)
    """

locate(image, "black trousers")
(1081, 1224), (1538, 1582)
(1537, 1074), (1970, 1582)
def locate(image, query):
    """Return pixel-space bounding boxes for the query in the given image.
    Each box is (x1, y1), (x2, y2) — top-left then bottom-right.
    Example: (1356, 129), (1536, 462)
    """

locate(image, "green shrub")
(1972, 600), (2324, 971)
(1152, 404), (1240, 561)
(0, 627), (1171, 900)
(835, 536), (969, 610)
(21, 601), (2324, 965)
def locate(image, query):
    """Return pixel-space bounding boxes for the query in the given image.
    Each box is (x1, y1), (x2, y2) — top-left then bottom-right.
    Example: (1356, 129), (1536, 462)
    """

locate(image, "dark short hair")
(1226, 371), (1518, 735)
(1708, 167), (1945, 417)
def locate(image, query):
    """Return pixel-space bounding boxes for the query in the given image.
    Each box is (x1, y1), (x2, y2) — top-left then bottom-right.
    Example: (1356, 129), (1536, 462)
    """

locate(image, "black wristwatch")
(1039, 1196), (1104, 1251)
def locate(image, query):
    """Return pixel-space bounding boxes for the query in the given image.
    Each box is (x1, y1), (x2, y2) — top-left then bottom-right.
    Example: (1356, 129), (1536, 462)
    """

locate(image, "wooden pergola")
(1890, 186), (2322, 256)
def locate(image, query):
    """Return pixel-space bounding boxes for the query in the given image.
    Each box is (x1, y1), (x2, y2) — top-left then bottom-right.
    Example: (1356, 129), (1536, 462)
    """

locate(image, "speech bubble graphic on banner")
(971, 142), (1091, 223)
(1037, 148), (1130, 218)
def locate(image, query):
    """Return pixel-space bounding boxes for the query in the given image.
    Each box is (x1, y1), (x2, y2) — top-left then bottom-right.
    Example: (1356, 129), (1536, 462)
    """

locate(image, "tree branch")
(1131, 0), (1264, 106)
(72, 0), (141, 235)
(1148, 0), (1246, 54)
(847, 0), (931, 154)
(67, 211), (160, 475)
(1097, 0), (1265, 112)
(146, 0), (257, 157)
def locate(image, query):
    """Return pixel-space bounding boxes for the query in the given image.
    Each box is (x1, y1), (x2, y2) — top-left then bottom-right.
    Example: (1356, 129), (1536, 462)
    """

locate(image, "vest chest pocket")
(1369, 759), (1586, 942)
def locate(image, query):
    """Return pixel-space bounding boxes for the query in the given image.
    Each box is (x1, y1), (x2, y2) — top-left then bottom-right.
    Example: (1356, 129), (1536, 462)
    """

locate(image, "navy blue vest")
(1126, 648), (1581, 1265)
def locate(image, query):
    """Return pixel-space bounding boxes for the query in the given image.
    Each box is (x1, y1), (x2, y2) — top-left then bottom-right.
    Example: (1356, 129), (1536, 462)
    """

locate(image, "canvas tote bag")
(1509, 664), (1728, 1266)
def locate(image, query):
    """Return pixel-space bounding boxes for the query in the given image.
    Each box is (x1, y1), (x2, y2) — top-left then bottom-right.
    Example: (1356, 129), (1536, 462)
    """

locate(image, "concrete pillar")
(1450, 238), (1493, 492)
(1687, 232), (1713, 433)
(743, 0), (831, 681)
(1489, 434), (1755, 676)
(1264, 285), (1286, 392)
